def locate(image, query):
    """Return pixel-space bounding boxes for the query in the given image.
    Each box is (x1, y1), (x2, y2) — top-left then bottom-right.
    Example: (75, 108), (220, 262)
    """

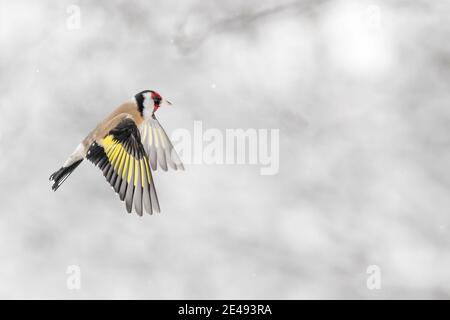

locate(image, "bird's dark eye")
(154, 98), (161, 104)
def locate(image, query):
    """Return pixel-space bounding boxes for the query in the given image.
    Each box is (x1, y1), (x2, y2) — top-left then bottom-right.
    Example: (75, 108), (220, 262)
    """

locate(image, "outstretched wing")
(139, 115), (184, 171)
(86, 118), (159, 216)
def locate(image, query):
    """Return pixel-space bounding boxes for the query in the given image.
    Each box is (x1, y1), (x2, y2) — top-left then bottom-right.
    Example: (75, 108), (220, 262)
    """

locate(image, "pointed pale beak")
(164, 99), (172, 106)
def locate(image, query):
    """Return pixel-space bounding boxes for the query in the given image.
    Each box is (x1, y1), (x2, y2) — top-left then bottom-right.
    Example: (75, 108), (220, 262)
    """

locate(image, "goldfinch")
(49, 90), (184, 216)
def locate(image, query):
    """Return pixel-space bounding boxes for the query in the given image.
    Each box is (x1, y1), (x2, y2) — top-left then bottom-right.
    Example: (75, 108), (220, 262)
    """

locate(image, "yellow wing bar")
(101, 135), (153, 188)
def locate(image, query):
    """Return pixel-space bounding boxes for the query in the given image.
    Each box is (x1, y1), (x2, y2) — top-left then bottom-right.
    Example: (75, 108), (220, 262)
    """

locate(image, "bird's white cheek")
(141, 96), (153, 119)
(143, 96), (152, 109)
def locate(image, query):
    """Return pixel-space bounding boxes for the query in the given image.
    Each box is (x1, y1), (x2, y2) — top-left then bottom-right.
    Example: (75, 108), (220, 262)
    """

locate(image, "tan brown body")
(82, 101), (143, 153)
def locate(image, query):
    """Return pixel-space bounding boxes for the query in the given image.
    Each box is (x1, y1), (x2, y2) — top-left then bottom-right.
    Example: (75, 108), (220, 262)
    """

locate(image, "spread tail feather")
(49, 160), (83, 191)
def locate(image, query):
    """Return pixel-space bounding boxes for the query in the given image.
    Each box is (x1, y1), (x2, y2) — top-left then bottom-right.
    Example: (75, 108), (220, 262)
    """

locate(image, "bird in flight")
(49, 90), (184, 216)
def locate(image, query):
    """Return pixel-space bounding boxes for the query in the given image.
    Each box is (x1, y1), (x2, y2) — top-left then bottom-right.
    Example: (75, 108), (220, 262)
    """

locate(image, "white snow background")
(0, 0), (449, 298)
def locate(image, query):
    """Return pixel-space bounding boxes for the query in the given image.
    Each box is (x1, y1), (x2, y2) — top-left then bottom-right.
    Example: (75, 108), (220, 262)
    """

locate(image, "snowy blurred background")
(0, 0), (449, 299)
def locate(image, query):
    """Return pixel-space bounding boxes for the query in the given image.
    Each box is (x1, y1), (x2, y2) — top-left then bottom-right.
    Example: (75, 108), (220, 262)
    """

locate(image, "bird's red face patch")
(151, 91), (162, 100)
(150, 91), (162, 114)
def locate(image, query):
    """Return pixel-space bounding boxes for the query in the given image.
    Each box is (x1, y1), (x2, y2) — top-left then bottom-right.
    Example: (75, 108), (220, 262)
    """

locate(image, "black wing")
(86, 118), (160, 216)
